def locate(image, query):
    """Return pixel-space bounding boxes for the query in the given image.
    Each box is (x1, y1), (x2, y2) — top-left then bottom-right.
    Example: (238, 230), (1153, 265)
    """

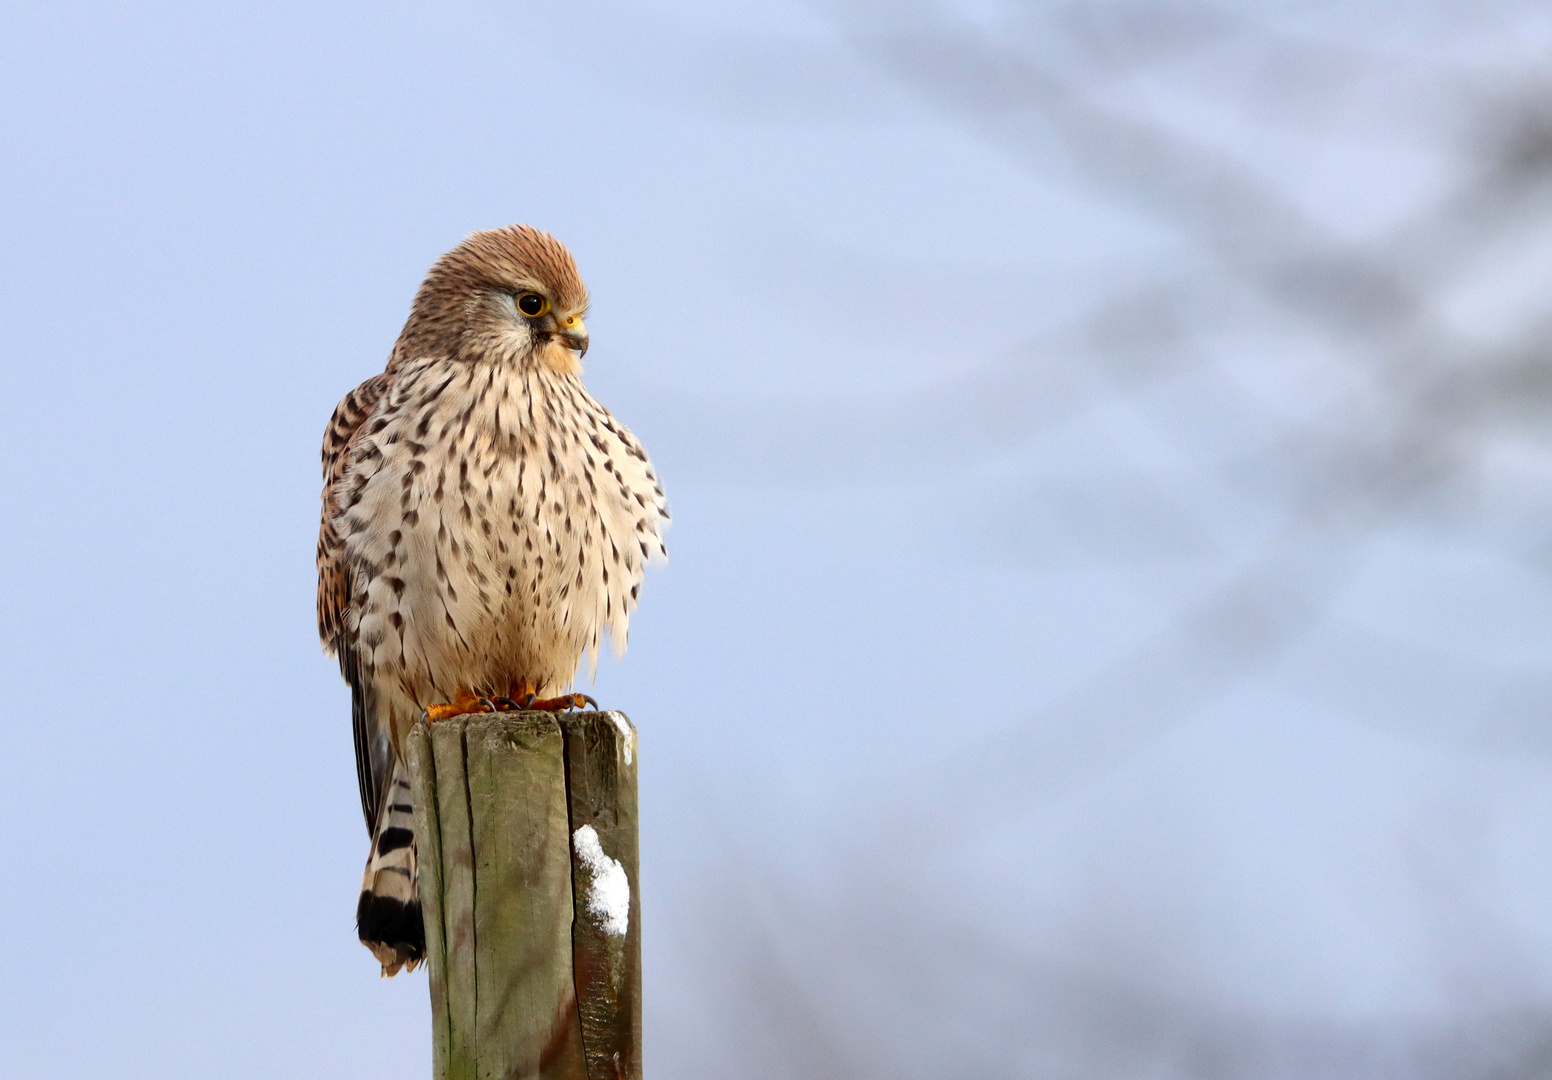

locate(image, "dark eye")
(516, 292), (549, 318)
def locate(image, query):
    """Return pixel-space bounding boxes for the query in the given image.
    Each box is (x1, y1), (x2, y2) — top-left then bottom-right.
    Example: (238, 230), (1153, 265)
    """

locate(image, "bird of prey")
(316, 226), (669, 975)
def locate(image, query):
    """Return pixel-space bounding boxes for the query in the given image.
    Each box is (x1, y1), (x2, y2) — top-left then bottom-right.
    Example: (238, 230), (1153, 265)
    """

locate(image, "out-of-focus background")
(5, 1), (1552, 1076)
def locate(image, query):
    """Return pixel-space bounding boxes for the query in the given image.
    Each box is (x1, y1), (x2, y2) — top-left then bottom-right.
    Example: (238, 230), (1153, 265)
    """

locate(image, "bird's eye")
(516, 292), (549, 318)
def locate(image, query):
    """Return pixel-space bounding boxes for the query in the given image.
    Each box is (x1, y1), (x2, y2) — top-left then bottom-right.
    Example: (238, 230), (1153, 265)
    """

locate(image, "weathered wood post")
(407, 711), (641, 1080)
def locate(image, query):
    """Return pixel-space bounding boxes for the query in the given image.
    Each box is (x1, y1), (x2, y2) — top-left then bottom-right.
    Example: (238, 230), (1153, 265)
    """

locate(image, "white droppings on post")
(572, 825), (630, 936)
(607, 710), (635, 765)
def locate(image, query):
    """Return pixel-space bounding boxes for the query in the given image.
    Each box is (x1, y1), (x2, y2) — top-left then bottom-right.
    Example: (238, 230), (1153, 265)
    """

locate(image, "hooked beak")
(557, 314), (588, 357)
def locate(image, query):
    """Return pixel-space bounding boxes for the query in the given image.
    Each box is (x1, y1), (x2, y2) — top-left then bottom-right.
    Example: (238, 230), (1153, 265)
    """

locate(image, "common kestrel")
(317, 226), (669, 974)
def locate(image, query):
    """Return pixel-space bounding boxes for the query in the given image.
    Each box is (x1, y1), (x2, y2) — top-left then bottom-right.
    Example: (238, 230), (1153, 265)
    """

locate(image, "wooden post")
(408, 711), (641, 1080)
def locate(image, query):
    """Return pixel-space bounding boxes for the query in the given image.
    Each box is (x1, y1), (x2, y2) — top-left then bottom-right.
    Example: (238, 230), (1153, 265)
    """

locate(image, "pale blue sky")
(6, 2), (1552, 1077)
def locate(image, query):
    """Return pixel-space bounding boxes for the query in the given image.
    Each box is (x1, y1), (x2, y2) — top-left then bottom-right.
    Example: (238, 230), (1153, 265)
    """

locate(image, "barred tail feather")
(357, 761), (424, 976)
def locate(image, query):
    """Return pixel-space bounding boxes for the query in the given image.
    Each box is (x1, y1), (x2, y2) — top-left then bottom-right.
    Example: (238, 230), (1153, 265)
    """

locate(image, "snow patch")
(607, 711), (636, 765)
(572, 825), (630, 936)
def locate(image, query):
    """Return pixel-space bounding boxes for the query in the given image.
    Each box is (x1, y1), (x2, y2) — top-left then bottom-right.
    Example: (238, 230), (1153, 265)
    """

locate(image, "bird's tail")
(356, 760), (425, 976)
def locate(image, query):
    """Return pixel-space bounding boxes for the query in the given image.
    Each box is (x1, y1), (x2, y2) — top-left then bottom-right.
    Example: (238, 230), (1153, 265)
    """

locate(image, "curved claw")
(577, 694), (599, 710)
(492, 696), (522, 712)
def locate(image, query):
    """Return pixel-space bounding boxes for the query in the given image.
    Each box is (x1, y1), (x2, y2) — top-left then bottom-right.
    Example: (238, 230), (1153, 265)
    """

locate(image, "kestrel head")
(395, 225), (592, 375)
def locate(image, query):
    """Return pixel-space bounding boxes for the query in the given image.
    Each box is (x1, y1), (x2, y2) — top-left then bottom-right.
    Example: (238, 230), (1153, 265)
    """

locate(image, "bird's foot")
(422, 688), (497, 722)
(526, 693), (598, 712)
(496, 681), (598, 712)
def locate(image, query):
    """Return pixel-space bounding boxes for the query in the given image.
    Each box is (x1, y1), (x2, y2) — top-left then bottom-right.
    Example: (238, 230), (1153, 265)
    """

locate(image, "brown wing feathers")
(317, 372), (393, 830)
(317, 372), (391, 650)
